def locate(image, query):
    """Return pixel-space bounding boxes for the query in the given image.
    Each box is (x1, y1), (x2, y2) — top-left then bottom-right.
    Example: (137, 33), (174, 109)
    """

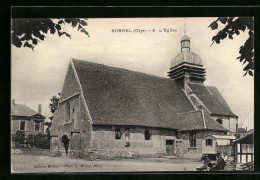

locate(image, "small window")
(206, 139), (213, 146)
(115, 129), (121, 139)
(216, 119), (223, 125)
(189, 132), (196, 147)
(19, 121), (25, 130)
(145, 129), (151, 140)
(35, 122), (40, 131)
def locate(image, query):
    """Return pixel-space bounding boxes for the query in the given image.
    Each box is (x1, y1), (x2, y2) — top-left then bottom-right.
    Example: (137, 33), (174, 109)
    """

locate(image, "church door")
(62, 135), (70, 156)
(166, 140), (175, 156)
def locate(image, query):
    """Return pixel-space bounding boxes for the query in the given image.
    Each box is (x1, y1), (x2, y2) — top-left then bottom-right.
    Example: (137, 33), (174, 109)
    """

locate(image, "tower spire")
(184, 23), (186, 35)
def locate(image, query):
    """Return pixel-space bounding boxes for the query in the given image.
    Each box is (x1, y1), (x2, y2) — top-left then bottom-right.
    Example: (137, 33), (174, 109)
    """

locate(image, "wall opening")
(61, 135), (70, 156)
(189, 132), (196, 147)
(166, 140), (175, 156)
(65, 102), (70, 122)
(115, 128), (121, 139)
(145, 129), (151, 140)
(216, 119), (223, 125)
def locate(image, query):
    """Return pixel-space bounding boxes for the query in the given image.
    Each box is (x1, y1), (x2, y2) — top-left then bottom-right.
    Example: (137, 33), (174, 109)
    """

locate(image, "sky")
(11, 17), (254, 129)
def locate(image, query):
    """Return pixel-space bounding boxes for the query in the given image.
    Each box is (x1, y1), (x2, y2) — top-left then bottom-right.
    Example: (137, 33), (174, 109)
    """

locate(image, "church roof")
(11, 104), (38, 117)
(71, 59), (230, 131)
(176, 111), (228, 131)
(72, 59), (195, 129)
(187, 82), (237, 117)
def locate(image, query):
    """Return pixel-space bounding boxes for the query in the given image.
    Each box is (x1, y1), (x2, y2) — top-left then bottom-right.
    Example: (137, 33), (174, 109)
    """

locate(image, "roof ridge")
(201, 110), (206, 129)
(72, 58), (174, 82)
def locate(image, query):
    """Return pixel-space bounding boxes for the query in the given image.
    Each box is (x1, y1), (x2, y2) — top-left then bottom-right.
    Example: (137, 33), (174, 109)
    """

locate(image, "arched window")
(145, 129), (151, 140)
(216, 119), (223, 125)
(65, 102), (70, 122)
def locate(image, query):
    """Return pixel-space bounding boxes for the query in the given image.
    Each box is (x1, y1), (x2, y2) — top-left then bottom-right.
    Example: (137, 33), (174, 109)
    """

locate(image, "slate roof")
(176, 111), (228, 132)
(187, 82), (237, 117)
(72, 59), (195, 129)
(11, 104), (38, 117)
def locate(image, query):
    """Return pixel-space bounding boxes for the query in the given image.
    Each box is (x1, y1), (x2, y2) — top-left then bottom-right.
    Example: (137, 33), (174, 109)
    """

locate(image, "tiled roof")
(187, 82), (237, 117)
(72, 59), (195, 129)
(11, 104), (38, 117)
(176, 111), (228, 132)
(71, 59), (230, 132)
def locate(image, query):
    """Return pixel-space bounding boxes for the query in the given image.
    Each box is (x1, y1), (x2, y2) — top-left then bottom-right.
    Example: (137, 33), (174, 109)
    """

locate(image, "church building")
(50, 33), (238, 160)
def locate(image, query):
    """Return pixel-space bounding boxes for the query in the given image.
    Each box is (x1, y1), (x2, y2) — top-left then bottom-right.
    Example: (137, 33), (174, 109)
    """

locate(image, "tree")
(49, 93), (61, 121)
(209, 17), (254, 76)
(12, 18), (89, 50)
(238, 118), (246, 129)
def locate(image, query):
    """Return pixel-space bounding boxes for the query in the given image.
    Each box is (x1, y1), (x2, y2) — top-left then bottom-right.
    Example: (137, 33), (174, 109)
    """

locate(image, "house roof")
(234, 132), (254, 144)
(176, 111), (228, 132)
(211, 135), (236, 140)
(11, 104), (38, 117)
(187, 82), (237, 117)
(72, 59), (196, 129)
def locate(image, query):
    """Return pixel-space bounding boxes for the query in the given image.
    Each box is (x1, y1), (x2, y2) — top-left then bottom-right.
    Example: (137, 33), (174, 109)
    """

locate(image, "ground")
(11, 154), (204, 173)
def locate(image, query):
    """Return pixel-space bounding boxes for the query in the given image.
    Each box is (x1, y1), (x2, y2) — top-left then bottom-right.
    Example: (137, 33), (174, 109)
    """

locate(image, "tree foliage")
(12, 18), (89, 50)
(209, 17), (254, 76)
(49, 93), (61, 121)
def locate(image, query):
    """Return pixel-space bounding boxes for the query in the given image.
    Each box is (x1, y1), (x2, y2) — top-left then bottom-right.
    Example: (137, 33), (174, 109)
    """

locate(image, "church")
(50, 33), (238, 160)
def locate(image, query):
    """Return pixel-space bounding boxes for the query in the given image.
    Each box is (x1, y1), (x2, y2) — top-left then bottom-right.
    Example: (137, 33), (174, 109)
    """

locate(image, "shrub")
(12, 131), (25, 148)
(26, 134), (34, 148)
(34, 133), (50, 149)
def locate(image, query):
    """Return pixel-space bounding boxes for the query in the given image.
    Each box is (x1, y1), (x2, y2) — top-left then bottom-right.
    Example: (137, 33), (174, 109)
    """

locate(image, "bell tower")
(168, 29), (206, 88)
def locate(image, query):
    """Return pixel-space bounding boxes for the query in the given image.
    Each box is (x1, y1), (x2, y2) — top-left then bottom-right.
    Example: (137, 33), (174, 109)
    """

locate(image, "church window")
(216, 119), (223, 125)
(145, 129), (151, 140)
(65, 102), (70, 122)
(189, 132), (196, 147)
(72, 107), (75, 123)
(115, 128), (121, 139)
(206, 139), (213, 146)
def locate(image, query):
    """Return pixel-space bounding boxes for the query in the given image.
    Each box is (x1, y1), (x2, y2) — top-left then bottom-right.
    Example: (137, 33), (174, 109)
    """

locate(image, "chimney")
(12, 99), (15, 106)
(38, 104), (42, 114)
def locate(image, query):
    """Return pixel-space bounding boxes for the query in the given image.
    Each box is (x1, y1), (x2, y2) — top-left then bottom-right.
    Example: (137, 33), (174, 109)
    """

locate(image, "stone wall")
(211, 115), (238, 133)
(91, 125), (177, 159)
(178, 130), (227, 159)
(50, 94), (93, 157)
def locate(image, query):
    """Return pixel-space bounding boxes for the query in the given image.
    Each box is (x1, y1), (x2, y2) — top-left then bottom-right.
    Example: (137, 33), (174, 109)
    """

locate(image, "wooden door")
(166, 140), (175, 156)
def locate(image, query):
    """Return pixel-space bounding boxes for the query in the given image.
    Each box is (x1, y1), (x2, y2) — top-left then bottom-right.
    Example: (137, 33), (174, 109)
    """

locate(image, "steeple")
(181, 24), (190, 52)
(168, 27), (206, 87)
